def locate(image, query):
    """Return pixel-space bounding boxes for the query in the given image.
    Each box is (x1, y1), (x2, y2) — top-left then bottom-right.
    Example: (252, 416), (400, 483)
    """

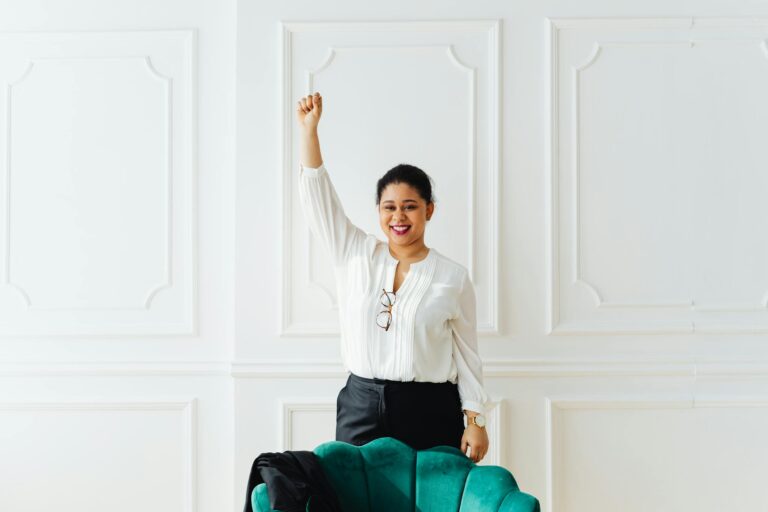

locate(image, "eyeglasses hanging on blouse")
(376, 288), (396, 331)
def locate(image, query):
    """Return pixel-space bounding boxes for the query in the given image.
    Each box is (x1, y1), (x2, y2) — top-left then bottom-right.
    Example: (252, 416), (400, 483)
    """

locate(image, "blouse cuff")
(461, 399), (485, 416)
(300, 162), (327, 177)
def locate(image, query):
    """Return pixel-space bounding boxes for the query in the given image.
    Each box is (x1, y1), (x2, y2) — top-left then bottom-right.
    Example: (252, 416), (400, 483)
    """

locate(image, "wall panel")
(0, 30), (196, 336)
(280, 21), (501, 336)
(549, 18), (768, 334)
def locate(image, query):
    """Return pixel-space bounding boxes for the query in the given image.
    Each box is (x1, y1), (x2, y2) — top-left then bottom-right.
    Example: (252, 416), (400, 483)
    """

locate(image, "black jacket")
(243, 449), (343, 512)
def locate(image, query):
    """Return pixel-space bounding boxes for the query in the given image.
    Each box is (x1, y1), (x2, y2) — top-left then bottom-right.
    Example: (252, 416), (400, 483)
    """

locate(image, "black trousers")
(335, 372), (465, 451)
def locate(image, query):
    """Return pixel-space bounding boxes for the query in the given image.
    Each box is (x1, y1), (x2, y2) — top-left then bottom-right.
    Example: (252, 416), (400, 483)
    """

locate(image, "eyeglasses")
(376, 288), (397, 331)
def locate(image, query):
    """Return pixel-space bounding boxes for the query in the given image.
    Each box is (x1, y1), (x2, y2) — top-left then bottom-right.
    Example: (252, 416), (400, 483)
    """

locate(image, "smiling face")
(378, 181), (434, 248)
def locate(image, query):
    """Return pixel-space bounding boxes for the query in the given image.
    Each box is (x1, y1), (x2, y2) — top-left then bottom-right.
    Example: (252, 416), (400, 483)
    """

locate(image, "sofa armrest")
(499, 489), (541, 512)
(252, 482), (275, 512)
(253, 483), (313, 512)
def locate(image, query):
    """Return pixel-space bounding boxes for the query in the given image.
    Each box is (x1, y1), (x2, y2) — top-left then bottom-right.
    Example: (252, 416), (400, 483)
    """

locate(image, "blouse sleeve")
(449, 269), (490, 416)
(297, 162), (368, 267)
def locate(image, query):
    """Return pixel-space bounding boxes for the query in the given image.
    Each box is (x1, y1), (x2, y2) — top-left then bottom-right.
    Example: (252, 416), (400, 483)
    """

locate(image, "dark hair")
(375, 163), (436, 206)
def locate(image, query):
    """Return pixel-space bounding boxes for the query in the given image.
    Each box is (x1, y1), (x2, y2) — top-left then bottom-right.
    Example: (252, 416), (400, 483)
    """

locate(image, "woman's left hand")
(461, 424), (489, 463)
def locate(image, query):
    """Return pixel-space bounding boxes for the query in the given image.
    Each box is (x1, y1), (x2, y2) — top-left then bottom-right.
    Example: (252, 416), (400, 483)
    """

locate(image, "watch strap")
(469, 415), (486, 428)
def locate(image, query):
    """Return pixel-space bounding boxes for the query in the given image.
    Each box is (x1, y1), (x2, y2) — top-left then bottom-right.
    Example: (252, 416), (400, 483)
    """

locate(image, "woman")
(296, 91), (490, 463)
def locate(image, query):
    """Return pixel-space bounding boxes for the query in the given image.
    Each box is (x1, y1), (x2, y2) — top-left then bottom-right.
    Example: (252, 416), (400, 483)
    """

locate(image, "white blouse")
(297, 162), (490, 415)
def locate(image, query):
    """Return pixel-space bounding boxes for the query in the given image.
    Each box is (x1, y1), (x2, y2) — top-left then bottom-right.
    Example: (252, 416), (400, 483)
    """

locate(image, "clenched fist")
(297, 91), (322, 130)
(461, 422), (489, 463)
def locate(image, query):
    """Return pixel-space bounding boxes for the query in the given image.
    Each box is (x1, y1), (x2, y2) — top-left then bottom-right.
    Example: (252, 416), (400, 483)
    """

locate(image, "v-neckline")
(385, 247), (434, 295)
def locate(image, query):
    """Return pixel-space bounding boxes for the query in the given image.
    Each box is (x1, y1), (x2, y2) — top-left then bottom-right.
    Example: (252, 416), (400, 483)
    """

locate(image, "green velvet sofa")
(252, 436), (540, 512)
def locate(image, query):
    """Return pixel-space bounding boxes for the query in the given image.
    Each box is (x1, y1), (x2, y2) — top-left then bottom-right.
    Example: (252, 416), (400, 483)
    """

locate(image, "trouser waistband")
(349, 372), (455, 388)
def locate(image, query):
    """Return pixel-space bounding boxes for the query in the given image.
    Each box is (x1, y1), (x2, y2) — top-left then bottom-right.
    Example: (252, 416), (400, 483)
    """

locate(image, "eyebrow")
(382, 199), (418, 204)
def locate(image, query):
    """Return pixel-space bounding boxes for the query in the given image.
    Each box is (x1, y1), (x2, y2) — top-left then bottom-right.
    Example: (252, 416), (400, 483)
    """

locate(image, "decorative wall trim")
(279, 399), (336, 451)
(4, 55), (173, 311)
(0, 398), (197, 512)
(571, 40), (768, 313)
(545, 17), (768, 30)
(231, 358), (768, 378)
(279, 398), (502, 467)
(279, 20), (501, 336)
(8, 358), (768, 378)
(0, 29), (198, 336)
(544, 395), (768, 512)
(546, 17), (768, 335)
(0, 361), (229, 376)
(302, 43), (477, 313)
(476, 399), (502, 466)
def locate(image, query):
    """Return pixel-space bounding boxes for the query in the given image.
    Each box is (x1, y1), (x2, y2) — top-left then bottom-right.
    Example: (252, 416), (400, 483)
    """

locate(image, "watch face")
(475, 415), (486, 427)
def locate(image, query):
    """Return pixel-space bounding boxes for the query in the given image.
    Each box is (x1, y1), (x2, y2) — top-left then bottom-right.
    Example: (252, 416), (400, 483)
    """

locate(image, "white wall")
(237, 1), (768, 511)
(0, 0), (235, 511)
(3, 0), (768, 511)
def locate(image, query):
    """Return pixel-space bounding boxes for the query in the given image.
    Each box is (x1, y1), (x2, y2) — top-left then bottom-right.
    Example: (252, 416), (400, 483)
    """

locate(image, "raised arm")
(297, 92), (324, 168)
(296, 92), (368, 266)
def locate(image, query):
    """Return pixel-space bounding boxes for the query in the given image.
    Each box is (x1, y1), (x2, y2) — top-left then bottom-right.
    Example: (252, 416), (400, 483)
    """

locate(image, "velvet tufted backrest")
(312, 437), (539, 512)
(252, 437), (540, 512)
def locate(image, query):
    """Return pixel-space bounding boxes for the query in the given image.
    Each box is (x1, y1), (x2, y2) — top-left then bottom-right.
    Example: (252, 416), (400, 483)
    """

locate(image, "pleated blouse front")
(297, 162), (490, 415)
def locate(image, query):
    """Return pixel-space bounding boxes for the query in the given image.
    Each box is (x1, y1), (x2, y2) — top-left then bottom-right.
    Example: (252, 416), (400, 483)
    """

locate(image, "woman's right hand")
(297, 92), (322, 131)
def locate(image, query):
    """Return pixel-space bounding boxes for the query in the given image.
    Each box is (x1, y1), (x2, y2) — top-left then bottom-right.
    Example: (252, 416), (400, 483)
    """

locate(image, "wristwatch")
(468, 414), (486, 428)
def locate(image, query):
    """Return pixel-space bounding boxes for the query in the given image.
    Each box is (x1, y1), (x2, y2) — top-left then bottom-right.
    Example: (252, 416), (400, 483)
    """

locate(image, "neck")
(388, 241), (429, 261)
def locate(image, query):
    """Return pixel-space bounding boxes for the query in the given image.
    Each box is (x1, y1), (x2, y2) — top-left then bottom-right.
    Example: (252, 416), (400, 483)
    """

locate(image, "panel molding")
(279, 20), (501, 337)
(302, 43), (477, 316)
(544, 395), (768, 512)
(9, 358), (768, 378)
(0, 29), (198, 337)
(0, 398), (197, 512)
(279, 397), (502, 466)
(232, 358), (768, 378)
(0, 361), (230, 376)
(546, 17), (768, 335)
(571, 40), (768, 314)
(476, 399), (502, 466)
(4, 56), (173, 311)
(280, 398), (336, 451)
